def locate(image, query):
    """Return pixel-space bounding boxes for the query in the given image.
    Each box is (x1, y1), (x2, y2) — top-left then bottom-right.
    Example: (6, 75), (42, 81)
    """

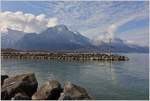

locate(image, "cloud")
(0, 11), (58, 33)
(93, 34), (108, 46)
(78, 1), (148, 46)
(107, 24), (116, 39)
(1, 1), (149, 46)
(118, 26), (149, 47)
(92, 34), (141, 47)
(47, 18), (58, 27)
(51, 1), (147, 43)
(106, 10), (147, 40)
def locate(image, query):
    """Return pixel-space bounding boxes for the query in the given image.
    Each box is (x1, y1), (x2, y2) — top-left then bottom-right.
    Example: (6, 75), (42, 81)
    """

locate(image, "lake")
(1, 53), (149, 100)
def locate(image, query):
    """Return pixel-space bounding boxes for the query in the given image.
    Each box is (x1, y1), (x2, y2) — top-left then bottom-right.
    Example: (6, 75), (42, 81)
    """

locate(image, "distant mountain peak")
(54, 24), (69, 32)
(7, 28), (23, 33)
(43, 24), (69, 34)
(1, 25), (149, 53)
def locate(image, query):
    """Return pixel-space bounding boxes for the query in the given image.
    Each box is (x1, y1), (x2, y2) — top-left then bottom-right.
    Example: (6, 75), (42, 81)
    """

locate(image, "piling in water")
(1, 52), (129, 61)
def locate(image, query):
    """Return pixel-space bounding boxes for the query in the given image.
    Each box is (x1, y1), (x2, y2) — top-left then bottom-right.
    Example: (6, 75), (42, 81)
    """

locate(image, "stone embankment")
(1, 72), (93, 100)
(1, 52), (129, 61)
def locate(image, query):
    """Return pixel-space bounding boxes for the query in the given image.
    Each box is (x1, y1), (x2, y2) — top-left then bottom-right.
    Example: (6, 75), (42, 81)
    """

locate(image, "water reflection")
(1, 54), (149, 99)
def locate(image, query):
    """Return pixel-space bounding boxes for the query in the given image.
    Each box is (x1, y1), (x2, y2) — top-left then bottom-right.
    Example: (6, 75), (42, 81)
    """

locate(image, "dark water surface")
(1, 53), (149, 100)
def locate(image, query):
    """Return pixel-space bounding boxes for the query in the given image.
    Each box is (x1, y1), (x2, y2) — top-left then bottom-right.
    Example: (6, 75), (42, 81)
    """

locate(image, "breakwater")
(1, 52), (129, 61)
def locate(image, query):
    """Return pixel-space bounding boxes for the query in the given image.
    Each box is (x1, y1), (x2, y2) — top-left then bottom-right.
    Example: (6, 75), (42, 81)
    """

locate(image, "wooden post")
(108, 33), (112, 69)
(109, 37), (112, 56)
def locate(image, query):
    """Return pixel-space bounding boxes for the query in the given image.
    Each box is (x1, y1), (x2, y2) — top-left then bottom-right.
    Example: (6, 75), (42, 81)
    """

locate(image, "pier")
(1, 52), (129, 61)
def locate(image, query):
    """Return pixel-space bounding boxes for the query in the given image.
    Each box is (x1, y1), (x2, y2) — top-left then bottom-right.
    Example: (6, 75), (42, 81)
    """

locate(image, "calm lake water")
(1, 53), (149, 100)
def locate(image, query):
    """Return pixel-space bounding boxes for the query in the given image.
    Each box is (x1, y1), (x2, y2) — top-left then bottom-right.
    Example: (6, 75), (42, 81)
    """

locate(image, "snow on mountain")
(1, 28), (26, 48)
(1, 25), (149, 53)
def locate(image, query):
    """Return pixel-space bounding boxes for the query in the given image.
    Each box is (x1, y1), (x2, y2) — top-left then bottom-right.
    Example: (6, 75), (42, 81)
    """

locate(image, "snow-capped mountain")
(1, 28), (26, 48)
(15, 25), (94, 50)
(1, 25), (149, 53)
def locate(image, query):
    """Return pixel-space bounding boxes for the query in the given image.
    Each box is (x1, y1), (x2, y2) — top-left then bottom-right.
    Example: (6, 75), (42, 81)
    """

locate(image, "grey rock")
(59, 81), (92, 100)
(13, 92), (31, 100)
(1, 72), (38, 100)
(1, 75), (9, 86)
(32, 80), (62, 100)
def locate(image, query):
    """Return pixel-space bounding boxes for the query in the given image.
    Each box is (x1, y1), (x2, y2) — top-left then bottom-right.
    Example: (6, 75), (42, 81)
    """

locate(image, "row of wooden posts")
(1, 52), (129, 61)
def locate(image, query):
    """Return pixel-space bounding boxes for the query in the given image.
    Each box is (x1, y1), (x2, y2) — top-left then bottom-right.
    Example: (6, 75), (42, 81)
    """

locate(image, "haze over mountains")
(1, 25), (149, 53)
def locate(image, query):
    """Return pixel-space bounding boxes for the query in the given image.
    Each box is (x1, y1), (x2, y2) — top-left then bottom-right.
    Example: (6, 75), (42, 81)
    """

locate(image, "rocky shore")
(1, 72), (93, 100)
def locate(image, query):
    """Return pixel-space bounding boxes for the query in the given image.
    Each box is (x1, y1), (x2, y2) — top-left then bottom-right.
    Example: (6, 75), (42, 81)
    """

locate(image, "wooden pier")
(1, 52), (129, 61)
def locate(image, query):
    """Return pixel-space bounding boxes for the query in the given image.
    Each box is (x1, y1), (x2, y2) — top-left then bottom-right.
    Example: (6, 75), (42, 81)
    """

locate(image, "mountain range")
(1, 25), (149, 53)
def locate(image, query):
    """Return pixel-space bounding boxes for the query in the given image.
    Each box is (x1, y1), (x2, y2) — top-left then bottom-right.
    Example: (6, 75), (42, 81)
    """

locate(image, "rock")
(13, 92), (31, 100)
(1, 75), (9, 86)
(1, 89), (10, 100)
(32, 80), (62, 100)
(1, 72), (38, 100)
(58, 81), (92, 100)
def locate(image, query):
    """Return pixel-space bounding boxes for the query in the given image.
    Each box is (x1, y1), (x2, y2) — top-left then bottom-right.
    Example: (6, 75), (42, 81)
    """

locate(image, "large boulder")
(12, 92), (31, 100)
(59, 81), (92, 100)
(1, 72), (38, 100)
(1, 75), (9, 86)
(32, 80), (62, 100)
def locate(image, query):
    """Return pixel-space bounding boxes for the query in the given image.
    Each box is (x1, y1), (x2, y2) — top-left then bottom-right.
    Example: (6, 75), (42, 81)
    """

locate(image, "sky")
(0, 1), (149, 46)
